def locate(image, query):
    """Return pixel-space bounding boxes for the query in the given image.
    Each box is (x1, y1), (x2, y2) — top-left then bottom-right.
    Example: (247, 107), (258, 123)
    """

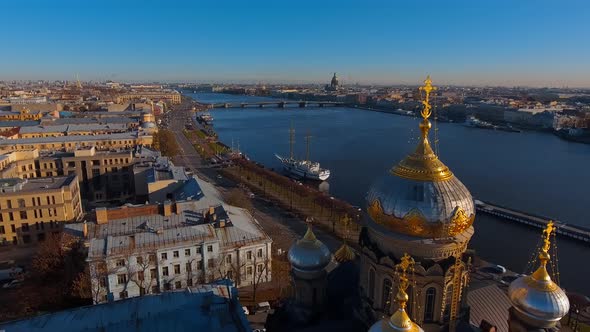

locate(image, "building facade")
(86, 200), (272, 304)
(0, 175), (83, 245)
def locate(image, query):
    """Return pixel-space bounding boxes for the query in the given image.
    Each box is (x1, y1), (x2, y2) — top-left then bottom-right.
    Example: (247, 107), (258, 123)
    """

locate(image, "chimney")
(208, 206), (215, 216)
(83, 221), (88, 238)
(96, 207), (108, 224)
(163, 200), (172, 217)
(219, 220), (225, 228)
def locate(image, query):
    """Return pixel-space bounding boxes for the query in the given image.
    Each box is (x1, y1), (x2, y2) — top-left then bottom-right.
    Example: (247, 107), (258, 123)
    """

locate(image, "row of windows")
(1, 196), (57, 210)
(0, 209), (59, 223)
(160, 245), (211, 260)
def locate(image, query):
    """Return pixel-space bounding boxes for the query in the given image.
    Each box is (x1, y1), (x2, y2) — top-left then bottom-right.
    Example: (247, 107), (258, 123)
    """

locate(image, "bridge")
(209, 101), (346, 109)
(475, 199), (590, 244)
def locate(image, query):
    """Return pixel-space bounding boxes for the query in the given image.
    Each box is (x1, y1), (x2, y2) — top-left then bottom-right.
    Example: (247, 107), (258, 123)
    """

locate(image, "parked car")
(2, 279), (23, 289)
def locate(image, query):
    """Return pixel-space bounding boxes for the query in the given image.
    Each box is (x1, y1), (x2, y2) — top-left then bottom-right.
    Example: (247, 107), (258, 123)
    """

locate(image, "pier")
(475, 200), (590, 244)
(209, 101), (346, 109)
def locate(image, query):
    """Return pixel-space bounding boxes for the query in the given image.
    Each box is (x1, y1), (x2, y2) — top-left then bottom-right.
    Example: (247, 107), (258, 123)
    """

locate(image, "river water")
(186, 91), (590, 295)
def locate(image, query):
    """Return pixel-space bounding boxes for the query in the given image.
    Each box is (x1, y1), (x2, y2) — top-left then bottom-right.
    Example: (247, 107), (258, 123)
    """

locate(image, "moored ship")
(275, 125), (330, 181)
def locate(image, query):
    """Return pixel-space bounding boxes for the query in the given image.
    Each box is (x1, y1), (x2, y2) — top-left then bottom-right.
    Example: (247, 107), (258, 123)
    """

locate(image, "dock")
(475, 200), (590, 244)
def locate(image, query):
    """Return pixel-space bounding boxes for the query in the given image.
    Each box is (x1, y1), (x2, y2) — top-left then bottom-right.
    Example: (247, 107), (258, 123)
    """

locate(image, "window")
(11, 224), (16, 232)
(175, 281), (182, 289)
(150, 268), (157, 279)
(138, 271), (145, 281)
(196, 247), (202, 254)
(17, 199), (25, 208)
(99, 276), (107, 287)
(139, 287), (146, 296)
(227, 270), (233, 280)
(0, 226), (4, 234)
(197, 261), (203, 270)
(187, 278), (193, 287)
(257, 248), (263, 258)
(207, 258), (214, 268)
(21, 223), (29, 231)
(368, 268), (376, 301)
(186, 262), (191, 272)
(247, 251), (252, 260)
(247, 266), (253, 276)
(424, 287), (436, 322)
(116, 259), (125, 267)
(185, 249), (191, 256)
(257, 264), (264, 273)
(149, 254), (157, 263)
(7, 200), (12, 209)
(119, 291), (128, 299)
(20, 211), (27, 220)
(136, 256), (143, 265)
(117, 274), (127, 285)
(174, 264), (180, 275)
(207, 245), (213, 252)
(226, 255), (232, 264)
(152, 285), (159, 294)
(161, 253), (168, 260)
(162, 266), (169, 276)
(382, 278), (393, 313)
(173, 250), (179, 258)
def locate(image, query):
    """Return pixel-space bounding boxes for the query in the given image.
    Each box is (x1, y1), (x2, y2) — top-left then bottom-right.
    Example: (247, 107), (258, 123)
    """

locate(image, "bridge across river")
(209, 101), (346, 109)
(475, 200), (590, 244)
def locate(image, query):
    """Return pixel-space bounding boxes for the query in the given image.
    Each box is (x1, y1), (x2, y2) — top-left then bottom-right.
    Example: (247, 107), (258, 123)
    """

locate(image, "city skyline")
(2, 0), (590, 87)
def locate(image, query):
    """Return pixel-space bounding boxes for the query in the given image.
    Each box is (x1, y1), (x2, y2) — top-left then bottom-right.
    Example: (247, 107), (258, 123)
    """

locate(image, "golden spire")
(388, 253), (421, 332)
(530, 221), (556, 286)
(334, 214), (355, 263)
(302, 217), (317, 242)
(392, 76), (453, 182)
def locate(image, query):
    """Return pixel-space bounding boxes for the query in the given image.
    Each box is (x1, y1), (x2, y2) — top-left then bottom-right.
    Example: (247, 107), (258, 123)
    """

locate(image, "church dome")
(508, 222), (569, 325)
(366, 77), (474, 238)
(288, 226), (331, 272)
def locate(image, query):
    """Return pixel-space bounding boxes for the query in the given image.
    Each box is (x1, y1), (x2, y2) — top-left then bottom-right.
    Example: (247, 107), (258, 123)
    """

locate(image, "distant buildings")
(325, 73), (340, 92)
(0, 174), (83, 245)
(116, 90), (181, 104)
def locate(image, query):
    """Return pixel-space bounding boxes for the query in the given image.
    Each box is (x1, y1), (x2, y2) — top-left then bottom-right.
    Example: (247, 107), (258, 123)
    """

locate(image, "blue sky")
(2, 0), (589, 87)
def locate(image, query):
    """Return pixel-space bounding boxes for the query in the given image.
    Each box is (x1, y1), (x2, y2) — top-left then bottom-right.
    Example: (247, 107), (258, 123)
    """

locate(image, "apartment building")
(85, 179), (272, 304)
(0, 175), (83, 245)
(0, 132), (153, 152)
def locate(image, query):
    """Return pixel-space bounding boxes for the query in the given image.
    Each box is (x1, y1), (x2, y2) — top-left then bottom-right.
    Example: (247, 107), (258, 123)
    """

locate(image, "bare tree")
(127, 253), (158, 297)
(251, 256), (272, 303)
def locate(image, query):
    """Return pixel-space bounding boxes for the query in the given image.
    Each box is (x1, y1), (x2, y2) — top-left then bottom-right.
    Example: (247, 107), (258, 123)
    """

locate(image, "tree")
(251, 256), (272, 303)
(225, 188), (253, 212)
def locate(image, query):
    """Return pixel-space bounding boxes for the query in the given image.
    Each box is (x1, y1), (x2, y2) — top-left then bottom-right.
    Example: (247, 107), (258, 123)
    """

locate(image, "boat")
(275, 125), (330, 181)
(197, 112), (214, 125)
(464, 116), (494, 129)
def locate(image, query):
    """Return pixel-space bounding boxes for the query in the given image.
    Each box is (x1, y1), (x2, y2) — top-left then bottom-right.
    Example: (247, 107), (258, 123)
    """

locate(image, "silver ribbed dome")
(288, 226), (331, 272)
(508, 274), (570, 323)
(141, 121), (156, 129)
(367, 174), (474, 225)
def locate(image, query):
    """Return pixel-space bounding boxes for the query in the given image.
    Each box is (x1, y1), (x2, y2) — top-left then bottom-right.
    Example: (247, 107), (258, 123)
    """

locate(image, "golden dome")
(369, 254), (423, 332)
(366, 76), (474, 238)
(508, 222), (570, 326)
(334, 242), (355, 263)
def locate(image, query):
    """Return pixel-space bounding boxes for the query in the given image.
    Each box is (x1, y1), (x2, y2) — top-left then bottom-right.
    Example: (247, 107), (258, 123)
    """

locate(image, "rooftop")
(0, 282), (249, 332)
(0, 175), (76, 193)
(0, 132), (148, 146)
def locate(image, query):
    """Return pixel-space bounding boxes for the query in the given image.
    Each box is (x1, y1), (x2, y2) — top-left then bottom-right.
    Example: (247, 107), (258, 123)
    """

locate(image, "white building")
(85, 177), (272, 304)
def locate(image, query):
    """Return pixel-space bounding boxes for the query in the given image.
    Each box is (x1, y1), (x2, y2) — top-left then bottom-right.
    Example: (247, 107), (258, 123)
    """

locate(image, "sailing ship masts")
(289, 124), (295, 160)
(305, 133), (311, 162)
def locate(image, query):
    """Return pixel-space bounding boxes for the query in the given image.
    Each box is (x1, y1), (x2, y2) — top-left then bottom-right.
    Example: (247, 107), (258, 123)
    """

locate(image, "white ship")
(275, 125), (330, 181)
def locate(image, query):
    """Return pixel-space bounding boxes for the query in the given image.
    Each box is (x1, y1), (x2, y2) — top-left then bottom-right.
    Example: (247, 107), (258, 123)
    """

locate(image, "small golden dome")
(334, 242), (355, 263)
(369, 254), (423, 332)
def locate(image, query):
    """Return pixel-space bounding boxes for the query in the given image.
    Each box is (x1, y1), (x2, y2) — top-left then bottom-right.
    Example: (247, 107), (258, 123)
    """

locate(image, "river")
(186, 91), (590, 295)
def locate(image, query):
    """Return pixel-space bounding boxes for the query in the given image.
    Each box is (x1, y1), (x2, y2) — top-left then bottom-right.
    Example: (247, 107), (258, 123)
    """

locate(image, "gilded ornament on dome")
(367, 199), (474, 238)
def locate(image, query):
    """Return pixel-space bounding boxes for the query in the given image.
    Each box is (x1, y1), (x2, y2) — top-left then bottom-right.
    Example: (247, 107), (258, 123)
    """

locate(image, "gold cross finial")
(394, 253), (415, 309)
(541, 221), (554, 254)
(418, 75), (437, 120)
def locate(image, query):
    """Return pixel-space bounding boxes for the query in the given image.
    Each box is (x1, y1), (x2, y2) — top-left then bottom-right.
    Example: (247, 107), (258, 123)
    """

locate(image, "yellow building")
(0, 108), (43, 121)
(0, 175), (83, 245)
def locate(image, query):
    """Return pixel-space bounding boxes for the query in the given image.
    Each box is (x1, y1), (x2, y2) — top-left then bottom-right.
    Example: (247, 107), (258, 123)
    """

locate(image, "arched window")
(368, 268), (376, 301)
(424, 287), (436, 322)
(382, 278), (392, 313)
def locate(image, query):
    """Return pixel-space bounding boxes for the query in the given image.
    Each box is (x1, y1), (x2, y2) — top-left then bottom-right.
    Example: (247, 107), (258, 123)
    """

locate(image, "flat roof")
(0, 175), (76, 192)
